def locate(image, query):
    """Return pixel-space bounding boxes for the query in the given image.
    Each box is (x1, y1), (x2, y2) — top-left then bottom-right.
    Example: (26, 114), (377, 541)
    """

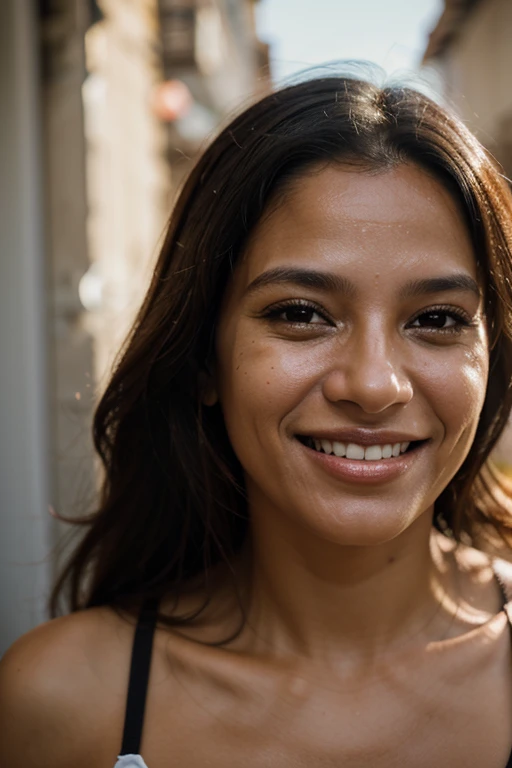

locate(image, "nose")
(322, 324), (413, 414)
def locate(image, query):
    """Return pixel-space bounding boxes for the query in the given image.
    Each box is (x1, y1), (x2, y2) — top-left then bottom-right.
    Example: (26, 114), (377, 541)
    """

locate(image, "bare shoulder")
(0, 607), (135, 768)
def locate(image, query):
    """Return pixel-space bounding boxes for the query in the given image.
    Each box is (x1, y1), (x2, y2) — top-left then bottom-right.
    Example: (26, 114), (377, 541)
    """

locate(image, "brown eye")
(409, 307), (471, 332)
(412, 311), (456, 329)
(281, 306), (320, 324)
(262, 300), (330, 326)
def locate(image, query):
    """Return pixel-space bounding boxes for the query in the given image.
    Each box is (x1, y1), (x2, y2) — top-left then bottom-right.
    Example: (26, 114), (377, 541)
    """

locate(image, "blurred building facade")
(1, 0), (269, 653)
(423, 0), (512, 466)
(423, 0), (512, 172)
(158, 0), (269, 189)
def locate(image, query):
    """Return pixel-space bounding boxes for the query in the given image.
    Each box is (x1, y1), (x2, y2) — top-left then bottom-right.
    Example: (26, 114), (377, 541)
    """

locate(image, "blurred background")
(2, 0), (512, 654)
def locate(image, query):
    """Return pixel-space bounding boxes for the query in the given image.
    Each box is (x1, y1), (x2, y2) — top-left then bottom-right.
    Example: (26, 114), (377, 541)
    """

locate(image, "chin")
(288, 497), (426, 549)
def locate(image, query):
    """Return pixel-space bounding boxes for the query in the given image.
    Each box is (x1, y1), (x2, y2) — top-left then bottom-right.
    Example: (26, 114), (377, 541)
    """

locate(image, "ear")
(199, 368), (218, 407)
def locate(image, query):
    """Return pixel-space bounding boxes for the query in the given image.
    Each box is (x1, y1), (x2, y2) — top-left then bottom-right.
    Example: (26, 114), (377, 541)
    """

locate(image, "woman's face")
(212, 163), (489, 546)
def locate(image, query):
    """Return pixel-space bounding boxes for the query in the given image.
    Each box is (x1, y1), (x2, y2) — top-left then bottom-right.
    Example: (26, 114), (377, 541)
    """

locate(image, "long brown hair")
(51, 72), (512, 620)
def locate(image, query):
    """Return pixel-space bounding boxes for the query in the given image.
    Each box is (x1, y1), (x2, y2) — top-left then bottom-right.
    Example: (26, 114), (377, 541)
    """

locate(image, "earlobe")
(202, 387), (218, 407)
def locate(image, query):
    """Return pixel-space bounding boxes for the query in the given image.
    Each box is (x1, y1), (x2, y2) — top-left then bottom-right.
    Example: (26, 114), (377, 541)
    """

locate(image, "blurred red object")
(151, 80), (193, 122)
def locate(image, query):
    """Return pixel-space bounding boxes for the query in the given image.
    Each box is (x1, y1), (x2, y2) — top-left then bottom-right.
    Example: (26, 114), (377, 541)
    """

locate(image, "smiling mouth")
(296, 436), (427, 461)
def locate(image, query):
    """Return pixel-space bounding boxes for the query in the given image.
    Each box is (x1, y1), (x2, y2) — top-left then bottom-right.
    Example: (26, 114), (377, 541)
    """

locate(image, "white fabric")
(114, 755), (149, 768)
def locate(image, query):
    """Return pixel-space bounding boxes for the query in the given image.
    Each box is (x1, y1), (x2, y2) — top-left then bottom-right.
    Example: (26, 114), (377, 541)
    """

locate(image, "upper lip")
(296, 429), (428, 446)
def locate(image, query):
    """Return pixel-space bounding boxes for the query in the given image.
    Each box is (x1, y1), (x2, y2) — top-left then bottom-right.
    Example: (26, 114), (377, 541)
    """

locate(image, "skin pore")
(2, 161), (512, 768)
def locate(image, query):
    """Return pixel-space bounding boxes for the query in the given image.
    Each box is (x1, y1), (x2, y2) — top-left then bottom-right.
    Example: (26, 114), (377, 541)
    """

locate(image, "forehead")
(238, 163), (477, 288)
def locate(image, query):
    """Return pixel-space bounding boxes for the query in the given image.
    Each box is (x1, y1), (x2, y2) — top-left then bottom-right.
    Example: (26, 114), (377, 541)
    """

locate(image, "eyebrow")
(398, 275), (482, 300)
(245, 267), (357, 297)
(244, 267), (482, 300)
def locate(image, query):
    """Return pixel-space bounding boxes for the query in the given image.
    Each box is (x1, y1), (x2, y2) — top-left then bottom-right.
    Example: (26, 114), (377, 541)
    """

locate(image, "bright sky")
(256, 0), (444, 85)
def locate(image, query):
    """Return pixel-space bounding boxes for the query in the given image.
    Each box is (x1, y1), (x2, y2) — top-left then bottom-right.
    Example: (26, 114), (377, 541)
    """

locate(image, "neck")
(241, 506), (454, 663)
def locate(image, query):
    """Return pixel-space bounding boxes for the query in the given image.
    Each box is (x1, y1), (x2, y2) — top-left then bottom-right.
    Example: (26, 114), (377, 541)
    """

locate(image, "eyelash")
(260, 299), (475, 335)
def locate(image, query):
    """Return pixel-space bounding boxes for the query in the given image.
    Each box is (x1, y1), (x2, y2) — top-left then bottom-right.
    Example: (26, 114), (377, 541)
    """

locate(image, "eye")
(262, 300), (330, 326)
(409, 307), (472, 333)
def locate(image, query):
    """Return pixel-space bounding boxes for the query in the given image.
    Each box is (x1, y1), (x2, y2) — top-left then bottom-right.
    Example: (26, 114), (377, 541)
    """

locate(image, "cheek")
(418, 343), (488, 446)
(217, 334), (315, 430)
(215, 326), (331, 474)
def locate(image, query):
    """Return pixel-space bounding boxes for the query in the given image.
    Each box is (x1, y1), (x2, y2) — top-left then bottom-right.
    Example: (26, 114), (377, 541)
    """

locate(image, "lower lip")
(298, 440), (428, 485)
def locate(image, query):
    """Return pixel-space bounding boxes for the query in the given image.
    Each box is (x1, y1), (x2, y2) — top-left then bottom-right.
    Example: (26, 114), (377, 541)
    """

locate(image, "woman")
(2, 72), (512, 767)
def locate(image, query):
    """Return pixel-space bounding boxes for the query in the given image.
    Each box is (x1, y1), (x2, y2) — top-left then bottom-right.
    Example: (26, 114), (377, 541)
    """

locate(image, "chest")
(138, 645), (512, 768)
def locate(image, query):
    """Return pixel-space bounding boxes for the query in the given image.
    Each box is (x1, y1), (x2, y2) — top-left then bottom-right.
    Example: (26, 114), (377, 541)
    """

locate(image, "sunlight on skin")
(208, 162), (490, 659)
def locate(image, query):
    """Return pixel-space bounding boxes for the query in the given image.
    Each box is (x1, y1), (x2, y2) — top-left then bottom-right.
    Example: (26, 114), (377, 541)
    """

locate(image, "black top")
(119, 574), (512, 765)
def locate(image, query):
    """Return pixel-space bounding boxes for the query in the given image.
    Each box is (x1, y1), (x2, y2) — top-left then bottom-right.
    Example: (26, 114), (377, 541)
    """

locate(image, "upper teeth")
(312, 440), (410, 460)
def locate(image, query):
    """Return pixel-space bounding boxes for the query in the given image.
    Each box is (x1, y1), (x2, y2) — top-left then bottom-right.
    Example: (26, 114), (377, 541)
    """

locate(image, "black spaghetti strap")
(119, 599), (159, 756)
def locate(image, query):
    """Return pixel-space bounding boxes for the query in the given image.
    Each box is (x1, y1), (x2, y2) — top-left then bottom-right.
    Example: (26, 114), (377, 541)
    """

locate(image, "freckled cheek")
(217, 338), (322, 422)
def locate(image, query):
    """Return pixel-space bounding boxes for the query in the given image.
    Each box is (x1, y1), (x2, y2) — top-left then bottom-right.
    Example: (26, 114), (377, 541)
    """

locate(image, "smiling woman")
(214, 162), (491, 549)
(2, 72), (512, 768)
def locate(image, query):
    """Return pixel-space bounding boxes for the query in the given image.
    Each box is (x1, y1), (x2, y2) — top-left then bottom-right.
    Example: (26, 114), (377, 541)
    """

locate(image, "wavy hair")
(51, 72), (512, 621)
